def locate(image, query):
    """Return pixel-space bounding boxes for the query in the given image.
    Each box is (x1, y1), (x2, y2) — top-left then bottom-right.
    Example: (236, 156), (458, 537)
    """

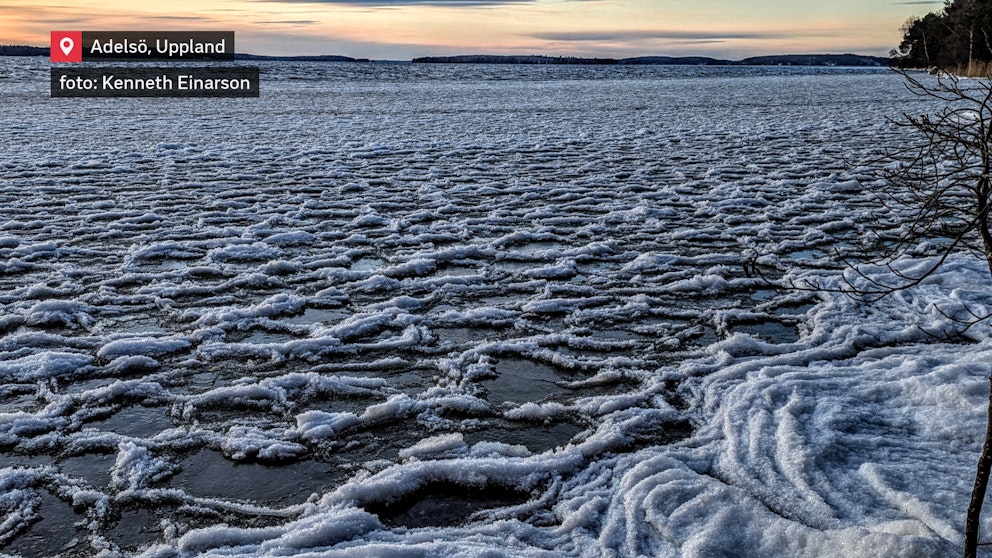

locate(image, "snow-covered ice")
(0, 58), (987, 556)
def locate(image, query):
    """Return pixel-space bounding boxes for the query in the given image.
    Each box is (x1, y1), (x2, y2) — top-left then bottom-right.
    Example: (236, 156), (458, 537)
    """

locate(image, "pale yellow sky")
(0, 0), (944, 59)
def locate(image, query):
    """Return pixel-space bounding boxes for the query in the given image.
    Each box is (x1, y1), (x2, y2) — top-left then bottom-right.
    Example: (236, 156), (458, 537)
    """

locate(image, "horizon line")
(0, 45), (894, 62)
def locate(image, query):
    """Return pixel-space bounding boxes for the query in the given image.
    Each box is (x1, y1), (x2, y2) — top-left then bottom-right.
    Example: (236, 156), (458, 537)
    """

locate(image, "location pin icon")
(60, 37), (74, 57)
(51, 31), (81, 62)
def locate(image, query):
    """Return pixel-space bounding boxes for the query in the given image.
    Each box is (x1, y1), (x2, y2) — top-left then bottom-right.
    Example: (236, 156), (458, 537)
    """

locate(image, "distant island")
(233, 54), (369, 62)
(0, 45), (47, 56)
(737, 54), (891, 67)
(413, 54), (892, 67)
(411, 55), (618, 65)
(0, 45), (889, 67)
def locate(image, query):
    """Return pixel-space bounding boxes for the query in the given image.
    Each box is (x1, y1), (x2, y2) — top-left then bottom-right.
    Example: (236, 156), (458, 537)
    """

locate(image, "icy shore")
(0, 60), (984, 556)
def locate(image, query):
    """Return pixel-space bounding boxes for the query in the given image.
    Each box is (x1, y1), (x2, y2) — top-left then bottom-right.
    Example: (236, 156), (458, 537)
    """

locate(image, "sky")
(0, 0), (945, 60)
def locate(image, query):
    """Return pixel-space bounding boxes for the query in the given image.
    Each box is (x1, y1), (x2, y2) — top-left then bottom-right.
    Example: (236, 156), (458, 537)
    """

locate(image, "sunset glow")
(1, 0), (944, 60)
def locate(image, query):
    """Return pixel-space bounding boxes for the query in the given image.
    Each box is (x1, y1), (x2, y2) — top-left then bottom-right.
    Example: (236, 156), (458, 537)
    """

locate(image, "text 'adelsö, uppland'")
(89, 38), (228, 58)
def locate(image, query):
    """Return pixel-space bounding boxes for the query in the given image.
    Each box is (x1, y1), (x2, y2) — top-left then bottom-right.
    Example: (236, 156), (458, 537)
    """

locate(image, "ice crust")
(0, 59), (985, 556)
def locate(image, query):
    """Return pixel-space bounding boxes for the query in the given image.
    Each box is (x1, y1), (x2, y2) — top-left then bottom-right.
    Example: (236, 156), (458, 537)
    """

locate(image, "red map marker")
(51, 31), (82, 63)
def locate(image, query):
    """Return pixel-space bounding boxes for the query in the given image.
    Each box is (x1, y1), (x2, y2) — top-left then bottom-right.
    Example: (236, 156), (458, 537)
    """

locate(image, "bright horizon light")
(0, 0), (945, 60)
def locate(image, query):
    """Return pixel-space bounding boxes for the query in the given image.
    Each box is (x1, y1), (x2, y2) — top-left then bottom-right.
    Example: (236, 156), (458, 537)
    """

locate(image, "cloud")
(257, 0), (537, 5)
(532, 30), (794, 42)
(255, 20), (321, 25)
(145, 15), (214, 20)
(44, 18), (91, 24)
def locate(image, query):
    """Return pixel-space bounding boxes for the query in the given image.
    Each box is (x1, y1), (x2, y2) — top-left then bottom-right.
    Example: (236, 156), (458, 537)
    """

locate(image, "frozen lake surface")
(0, 59), (990, 556)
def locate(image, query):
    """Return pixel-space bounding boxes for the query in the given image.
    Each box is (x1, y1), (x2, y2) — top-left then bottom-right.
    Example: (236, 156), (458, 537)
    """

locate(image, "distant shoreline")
(412, 54), (892, 67)
(0, 46), (890, 67)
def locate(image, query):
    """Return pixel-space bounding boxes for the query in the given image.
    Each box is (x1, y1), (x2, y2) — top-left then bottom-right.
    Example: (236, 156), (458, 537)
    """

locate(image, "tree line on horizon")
(896, 0), (992, 71)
